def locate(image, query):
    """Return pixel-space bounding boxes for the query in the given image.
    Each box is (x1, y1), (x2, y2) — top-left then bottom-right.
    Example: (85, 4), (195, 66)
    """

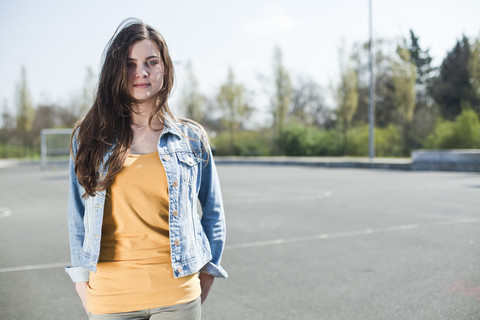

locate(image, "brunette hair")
(73, 18), (176, 197)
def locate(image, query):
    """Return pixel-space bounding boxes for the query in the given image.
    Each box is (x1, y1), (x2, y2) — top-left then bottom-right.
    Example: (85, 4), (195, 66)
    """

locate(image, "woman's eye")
(148, 60), (159, 66)
(126, 62), (135, 68)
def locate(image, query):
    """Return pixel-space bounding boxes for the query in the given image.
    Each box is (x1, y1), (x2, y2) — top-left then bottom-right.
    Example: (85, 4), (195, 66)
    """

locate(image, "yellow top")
(86, 152), (200, 314)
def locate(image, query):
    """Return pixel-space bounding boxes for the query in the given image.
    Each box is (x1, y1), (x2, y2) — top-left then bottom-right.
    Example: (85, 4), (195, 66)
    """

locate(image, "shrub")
(0, 143), (39, 159)
(425, 109), (480, 149)
(344, 125), (405, 157)
(282, 124), (343, 156)
(212, 130), (271, 156)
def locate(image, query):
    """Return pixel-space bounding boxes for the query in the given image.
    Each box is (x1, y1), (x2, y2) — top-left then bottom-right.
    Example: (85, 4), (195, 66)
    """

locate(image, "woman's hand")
(75, 281), (90, 315)
(199, 273), (214, 304)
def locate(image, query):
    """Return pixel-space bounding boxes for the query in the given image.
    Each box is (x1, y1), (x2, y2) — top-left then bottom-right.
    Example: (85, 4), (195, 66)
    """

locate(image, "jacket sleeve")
(64, 133), (90, 283)
(197, 143), (228, 278)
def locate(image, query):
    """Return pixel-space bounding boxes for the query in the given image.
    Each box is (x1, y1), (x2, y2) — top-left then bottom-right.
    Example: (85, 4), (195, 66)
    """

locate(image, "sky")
(1, 0), (479, 124)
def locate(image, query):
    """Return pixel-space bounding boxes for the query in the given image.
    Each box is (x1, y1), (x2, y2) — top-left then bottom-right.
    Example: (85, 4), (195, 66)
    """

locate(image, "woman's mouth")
(134, 83), (150, 88)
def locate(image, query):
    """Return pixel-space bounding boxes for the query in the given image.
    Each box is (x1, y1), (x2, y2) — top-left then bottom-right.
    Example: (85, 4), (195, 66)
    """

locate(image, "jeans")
(88, 297), (201, 320)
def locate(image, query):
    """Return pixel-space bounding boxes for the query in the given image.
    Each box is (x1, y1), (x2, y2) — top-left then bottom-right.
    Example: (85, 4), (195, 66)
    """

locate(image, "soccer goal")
(40, 128), (73, 170)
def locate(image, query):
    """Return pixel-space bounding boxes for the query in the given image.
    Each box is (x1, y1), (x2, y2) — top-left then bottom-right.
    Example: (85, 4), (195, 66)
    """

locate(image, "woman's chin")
(132, 94), (157, 103)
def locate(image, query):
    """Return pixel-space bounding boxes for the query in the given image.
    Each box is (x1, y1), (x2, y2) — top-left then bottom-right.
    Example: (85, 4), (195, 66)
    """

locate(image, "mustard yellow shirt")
(86, 152), (200, 314)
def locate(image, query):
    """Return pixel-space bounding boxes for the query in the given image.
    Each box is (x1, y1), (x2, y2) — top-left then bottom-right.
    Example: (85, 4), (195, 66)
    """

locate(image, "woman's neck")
(130, 102), (162, 129)
(128, 102), (164, 154)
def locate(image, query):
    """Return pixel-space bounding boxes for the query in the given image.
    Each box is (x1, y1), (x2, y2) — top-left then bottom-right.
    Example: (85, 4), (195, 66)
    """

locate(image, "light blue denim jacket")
(65, 118), (228, 282)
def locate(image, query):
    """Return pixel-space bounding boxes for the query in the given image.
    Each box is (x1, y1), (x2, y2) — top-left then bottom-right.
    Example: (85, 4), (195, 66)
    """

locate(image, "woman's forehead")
(128, 39), (160, 57)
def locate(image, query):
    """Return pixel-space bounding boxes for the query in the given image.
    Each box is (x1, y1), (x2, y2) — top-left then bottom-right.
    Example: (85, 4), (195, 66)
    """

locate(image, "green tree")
(216, 67), (250, 155)
(469, 35), (480, 115)
(350, 39), (396, 128)
(79, 66), (96, 117)
(291, 76), (331, 128)
(270, 46), (291, 154)
(335, 43), (359, 155)
(15, 66), (35, 151)
(430, 36), (479, 120)
(0, 100), (14, 145)
(392, 46), (417, 153)
(180, 61), (205, 122)
(406, 30), (434, 86)
(404, 30), (437, 149)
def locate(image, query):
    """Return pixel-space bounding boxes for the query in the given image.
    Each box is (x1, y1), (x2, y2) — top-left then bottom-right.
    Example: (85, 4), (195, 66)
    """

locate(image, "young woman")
(65, 18), (227, 319)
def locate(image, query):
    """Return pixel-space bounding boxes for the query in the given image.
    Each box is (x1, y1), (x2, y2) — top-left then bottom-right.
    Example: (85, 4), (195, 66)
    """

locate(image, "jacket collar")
(162, 114), (182, 138)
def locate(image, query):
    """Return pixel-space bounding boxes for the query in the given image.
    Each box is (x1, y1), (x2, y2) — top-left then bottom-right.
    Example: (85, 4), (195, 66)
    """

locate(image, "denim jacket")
(65, 118), (228, 282)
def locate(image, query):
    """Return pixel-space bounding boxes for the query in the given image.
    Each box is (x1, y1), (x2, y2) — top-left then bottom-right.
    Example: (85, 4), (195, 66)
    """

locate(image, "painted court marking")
(225, 217), (480, 250)
(0, 262), (69, 273)
(1, 217), (479, 273)
(228, 190), (332, 204)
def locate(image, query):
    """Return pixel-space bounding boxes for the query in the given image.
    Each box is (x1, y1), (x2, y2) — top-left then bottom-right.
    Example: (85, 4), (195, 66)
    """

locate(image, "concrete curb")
(0, 159), (41, 169)
(1, 155), (479, 173)
(214, 156), (413, 171)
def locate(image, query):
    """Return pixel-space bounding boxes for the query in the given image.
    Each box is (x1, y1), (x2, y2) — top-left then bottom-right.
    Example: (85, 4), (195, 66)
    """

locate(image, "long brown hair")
(73, 18), (175, 197)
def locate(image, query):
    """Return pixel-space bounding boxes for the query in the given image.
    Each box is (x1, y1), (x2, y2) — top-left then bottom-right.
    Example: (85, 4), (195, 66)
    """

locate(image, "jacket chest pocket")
(176, 151), (201, 185)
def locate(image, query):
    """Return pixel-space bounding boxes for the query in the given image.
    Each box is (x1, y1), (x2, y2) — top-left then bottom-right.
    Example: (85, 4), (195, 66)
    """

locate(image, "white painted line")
(225, 218), (480, 250)
(228, 191), (332, 204)
(0, 262), (69, 273)
(0, 208), (11, 219)
(2, 218), (479, 272)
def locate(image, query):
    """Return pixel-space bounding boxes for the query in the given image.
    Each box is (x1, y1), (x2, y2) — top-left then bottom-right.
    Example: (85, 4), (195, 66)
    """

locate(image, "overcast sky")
(1, 0), (479, 122)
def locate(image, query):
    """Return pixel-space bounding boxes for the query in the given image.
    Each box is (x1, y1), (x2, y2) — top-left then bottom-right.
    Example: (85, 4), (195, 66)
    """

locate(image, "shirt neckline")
(128, 151), (157, 158)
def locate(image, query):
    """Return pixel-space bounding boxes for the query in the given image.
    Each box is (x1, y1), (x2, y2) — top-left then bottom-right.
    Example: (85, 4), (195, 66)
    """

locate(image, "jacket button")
(177, 266), (183, 273)
(174, 239), (180, 246)
(164, 154), (171, 161)
(172, 181), (178, 188)
(172, 210), (178, 217)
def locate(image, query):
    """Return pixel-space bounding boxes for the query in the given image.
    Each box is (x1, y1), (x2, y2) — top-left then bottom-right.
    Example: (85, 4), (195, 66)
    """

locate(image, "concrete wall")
(411, 149), (480, 172)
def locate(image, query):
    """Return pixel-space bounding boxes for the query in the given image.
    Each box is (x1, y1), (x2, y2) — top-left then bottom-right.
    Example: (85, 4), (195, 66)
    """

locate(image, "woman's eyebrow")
(127, 55), (159, 61)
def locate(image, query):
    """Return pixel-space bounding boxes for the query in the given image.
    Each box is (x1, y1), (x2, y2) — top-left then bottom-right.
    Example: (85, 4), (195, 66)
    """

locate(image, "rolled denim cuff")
(65, 266), (90, 283)
(200, 262), (228, 278)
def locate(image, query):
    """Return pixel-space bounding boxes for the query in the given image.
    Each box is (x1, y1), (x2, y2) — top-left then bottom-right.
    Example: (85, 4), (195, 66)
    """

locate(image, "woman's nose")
(136, 66), (148, 77)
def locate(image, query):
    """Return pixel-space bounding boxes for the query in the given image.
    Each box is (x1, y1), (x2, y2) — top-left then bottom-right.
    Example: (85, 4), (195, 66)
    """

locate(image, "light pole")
(368, 0), (375, 159)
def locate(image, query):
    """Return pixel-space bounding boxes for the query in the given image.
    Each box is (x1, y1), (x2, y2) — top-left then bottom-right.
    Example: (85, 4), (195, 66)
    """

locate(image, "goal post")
(40, 128), (73, 170)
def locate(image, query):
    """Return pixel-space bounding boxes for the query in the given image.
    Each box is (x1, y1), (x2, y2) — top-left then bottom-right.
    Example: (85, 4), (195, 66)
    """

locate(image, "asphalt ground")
(1, 164), (480, 319)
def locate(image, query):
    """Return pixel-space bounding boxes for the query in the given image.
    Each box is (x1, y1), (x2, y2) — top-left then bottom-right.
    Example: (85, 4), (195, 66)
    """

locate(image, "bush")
(425, 109), (480, 149)
(375, 124), (405, 157)
(212, 123), (408, 157)
(212, 130), (272, 156)
(282, 123), (343, 156)
(282, 124), (316, 156)
(344, 124), (405, 157)
(0, 143), (39, 159)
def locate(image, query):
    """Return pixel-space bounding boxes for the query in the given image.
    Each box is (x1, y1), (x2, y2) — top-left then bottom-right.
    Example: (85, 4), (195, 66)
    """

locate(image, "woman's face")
(127, 39), (164, 102)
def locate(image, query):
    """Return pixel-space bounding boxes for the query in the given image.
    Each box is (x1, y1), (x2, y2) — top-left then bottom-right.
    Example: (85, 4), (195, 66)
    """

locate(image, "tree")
(350, 39), (397, 128)
(291, 76), (331, 128)
(391, 46), (417, 153)
(404, 30), (437, 149)
(32, 105), (56, 135)
(216, 67), (250, 155)
(430, 36), (479, 120)
(0, 100), (15, 145)
(469, 35), (480, 115)
(79, 66), (96, 117)
(406, 30), (434, 86)
(270, 46), (292, 154)
(15, 66), (35, 150)
(334, 43), (359, 155)
(180, 61), (205, 122)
